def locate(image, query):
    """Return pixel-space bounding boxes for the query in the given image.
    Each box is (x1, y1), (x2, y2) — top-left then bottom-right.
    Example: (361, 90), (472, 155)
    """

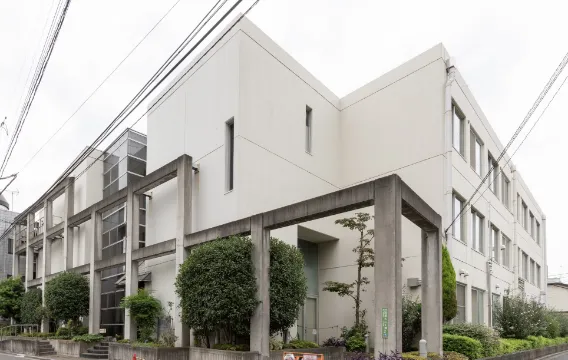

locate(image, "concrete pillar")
(12, 226), (18, 276)
(174, 155), (192, 347)
(63, 178), (75, 270)
(250, 214), (270, 359)
(124, 187), (140, 341)
(25, 214), (34, 289)
(421, 230), (442, 354)
(374, 176), (402, 356)
(41, 200), (53, 333)
(88, 210), (102, 334)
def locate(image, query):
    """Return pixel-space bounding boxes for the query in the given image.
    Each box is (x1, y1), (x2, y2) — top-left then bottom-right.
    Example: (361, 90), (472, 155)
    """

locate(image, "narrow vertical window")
(491, 225), (499, 263)
(305, 106), (312, 154)
(536, 221), (541, 245)
(470, 129), (482, 176)
(536, 264), (541, 288)
(453, 192), (465, 242)
(453, 104), (465, 156)
(501, 175), (510, 209)
(225, 118), (235, 192)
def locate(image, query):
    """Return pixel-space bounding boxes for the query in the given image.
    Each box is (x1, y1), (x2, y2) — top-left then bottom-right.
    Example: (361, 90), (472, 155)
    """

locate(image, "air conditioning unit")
(407, 278), (422, 288)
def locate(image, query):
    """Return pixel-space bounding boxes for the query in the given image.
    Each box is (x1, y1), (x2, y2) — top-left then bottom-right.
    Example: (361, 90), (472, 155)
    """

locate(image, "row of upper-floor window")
(452, 103), (512, 211)
(517, 194), (541, 245)
(520, 249), (542, 288)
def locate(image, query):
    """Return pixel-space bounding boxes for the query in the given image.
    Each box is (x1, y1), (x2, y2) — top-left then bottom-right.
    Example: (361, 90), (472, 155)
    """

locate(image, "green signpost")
(382, 308), (388, 339)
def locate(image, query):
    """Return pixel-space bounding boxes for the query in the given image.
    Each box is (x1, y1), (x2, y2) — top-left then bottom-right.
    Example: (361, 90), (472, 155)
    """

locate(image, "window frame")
(472, 288), (485, 325)
(488, 152), (499, 197)
(536, 220), (541, 245)
(455, 283), (466, 324)
(225, 118), (235, 192)
(491, 225), (500, 263)
(305, 106), (313, 154)
(522, 252), (529, 280)
(470, 129), (483, 176)
(501, 174), (510, 209)
(452, 192), (466, 243)
(530, 212), (535, 239)
(471, 208), (484, 254)
(502, 235), (511, 268)
(7, 238), (13, 255)
(452, 103), (466, 157)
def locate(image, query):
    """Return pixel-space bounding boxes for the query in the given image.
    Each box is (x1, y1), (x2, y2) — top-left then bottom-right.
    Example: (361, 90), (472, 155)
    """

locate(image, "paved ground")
(543, 352), (568, 360)
(0, 352), (78, 360)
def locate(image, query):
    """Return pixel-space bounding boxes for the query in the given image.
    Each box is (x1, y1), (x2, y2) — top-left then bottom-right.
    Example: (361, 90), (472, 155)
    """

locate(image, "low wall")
(109, 343), (190, 360)
(271, 347), (345, 360)
(191, 347), (260, 360)
(481, 343), (568, 360)
(48, 339), (95, 357)
(0, 338), (39, 355)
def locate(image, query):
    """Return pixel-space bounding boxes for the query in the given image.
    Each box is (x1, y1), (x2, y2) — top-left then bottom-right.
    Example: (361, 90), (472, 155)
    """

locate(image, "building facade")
(4, 15), (546, 349)
(0, 195), (19, 279)
(547, 279), (568, 313)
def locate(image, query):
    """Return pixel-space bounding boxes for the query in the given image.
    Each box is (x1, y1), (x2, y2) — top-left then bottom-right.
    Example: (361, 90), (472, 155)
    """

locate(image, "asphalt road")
(0, 353), (28, 360)
(541, 351), (568, 360)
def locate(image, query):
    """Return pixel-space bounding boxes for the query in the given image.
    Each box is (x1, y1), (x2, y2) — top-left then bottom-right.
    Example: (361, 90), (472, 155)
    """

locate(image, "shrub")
(345, 333), (366, 352)
(322, 336), (346, 347)
(211, 343), (249, 351)
(556, 313), (568, 337)
(442, 247), (457, 322)
(20, 288), (44, 325)
(56, 327), (72, 337)
(159, 327), (177, 348)
(282, 339), (319, 349)
(270, 337), (283, 350)
(402, 294), (421, 351)
(117, 339), (130, 344)
(544, 312), (561, 338)
(120, 289), (162, 342)
(443, 323), (499, 357)
(443, 352), (468, 360)
(72, 334), (104, 343)
(493, 294), (547, 339)
(442, 334), (483, 360)
(0, 276), (25, 321)
(499, 338), (533, 353)
(45, 272), (89, 323)
(402, 352), (441, 359)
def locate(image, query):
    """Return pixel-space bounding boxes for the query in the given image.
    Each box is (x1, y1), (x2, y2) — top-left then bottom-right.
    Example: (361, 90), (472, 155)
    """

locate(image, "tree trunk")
(355, 231), (363, 328)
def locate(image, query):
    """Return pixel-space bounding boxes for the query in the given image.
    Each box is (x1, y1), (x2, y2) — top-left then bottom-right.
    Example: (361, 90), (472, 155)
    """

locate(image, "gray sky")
(0, 0), (566, 277)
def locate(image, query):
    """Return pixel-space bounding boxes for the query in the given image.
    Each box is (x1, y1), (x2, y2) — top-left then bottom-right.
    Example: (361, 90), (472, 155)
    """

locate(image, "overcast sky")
(0, 0), (566, 277)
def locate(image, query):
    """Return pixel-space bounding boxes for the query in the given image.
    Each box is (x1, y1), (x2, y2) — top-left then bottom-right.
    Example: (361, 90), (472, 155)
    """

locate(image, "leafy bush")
(402, 294), (421, 351)
(20, 288), (44, 325)
(131, 341), (163, 348)
(443, 352), (468, 360)
(442, 334), (483, 360)
(72, 334), (104, 343)
(212, 343), (249, 351)
(345, 333), (366, 352)
(159, 327), (177, 347)
(117, 339), (130, 344)
(270, 337), (283, 350)
(544, 312), (561, 338)
(556, 313), (568, 337)
(443, 323), (499, 357)
(120, 289), (162, 342)
(45, 272), (89, 323)
(75, 326), (88, 336)
(56, 327), (72, 337)
(0, 276), (25, 321)
(402, 352), (441, 359)
(322, 336), (346, 347)
(498, 338), (533, 353)
(442, 247), (457, 322)
(282, 339), (319, 349)
(493, 294), (547, 339)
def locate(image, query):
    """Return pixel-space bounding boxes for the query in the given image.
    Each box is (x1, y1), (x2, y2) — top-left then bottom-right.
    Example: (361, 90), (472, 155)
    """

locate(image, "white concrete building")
(547, 279), (568, 313)
(4, 15), (546, 350)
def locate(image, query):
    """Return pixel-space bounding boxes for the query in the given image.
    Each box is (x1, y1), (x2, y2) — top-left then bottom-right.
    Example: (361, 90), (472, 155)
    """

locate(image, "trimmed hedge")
(443, 323), (500, 357)
(443, 334), (483, 360)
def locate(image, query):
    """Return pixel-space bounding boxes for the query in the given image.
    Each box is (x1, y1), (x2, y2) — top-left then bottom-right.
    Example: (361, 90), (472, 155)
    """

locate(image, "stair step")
(81, 353), (108, 359)
(88, 349), (109, 354)
(39, 351), (56, 356)
(94, 345), (109, 350)
(99, 342), (109, 346)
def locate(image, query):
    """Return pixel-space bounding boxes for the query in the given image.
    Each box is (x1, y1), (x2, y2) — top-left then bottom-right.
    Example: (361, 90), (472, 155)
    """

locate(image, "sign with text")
(381, 308), (388, 339)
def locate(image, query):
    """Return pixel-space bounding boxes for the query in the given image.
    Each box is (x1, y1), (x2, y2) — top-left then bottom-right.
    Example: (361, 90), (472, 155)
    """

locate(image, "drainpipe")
(444, 58), (457, 251)
(487, 204), (493, 326)
(511, 165), (519, 293)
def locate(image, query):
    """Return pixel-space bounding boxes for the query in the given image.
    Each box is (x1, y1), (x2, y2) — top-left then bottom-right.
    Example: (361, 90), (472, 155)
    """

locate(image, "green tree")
(269, 238), (307, 336)
(121, 289), (162, 342)
(20, 288), (44, 325)
(0, 276), (25, 321)
(402, 293), (421, 351)
(442, 246), (457, 322)
(175, 235), (307, 347)
(493, 293), (548, 339)
(322, 213), (374, 330)
(45, 272), (89, 324)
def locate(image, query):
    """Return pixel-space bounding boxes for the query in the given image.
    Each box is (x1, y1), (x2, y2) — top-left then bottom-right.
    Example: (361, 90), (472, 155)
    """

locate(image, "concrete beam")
(46, 222), (64, 239)
(184, 218), (251, 247)
(374, 175), (402, 356)
(262, 182), (374, 230)
(175, 155), (192, 347)
(69, 187), (128, 227)
(133, 155), (183, 194)
(421, 230), (442, 354)
(94, 254), (126, 272)
(28, 234), (43, 248)
(27, 278), (42, 287)
(401, 181), (441, 232)
(63, 177), (75, 270)
(132, 239), (176, 261)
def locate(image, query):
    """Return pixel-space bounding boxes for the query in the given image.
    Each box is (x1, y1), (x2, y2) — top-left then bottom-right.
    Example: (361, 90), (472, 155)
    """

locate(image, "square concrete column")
(374, 176), (402, 356)
(89, 210), (102, 334)
(63, 178), (75, 270)
(421, 230), (442, 354)
(250, 214), (270, 359)
(25, 214), (34, 290)
(174, 155), (192, 347)
(12, 226), (18, 276)
(125, 186), (140, 341)
(41, 200), (53, 333)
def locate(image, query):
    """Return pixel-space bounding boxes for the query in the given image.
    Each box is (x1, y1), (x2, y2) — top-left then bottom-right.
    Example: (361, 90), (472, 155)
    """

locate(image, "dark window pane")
(117, 224), (126, 241)
(110, 165), (119, 182)
(104, 171), (111, 188)
(128, 132), (146, 144)
(118, 209), (125, 223)
(139, 195), (146, 209)
(109, 228), (118, 245)
(103, 187), (110, 199)
(102, 279), (114, 293)
(128, 140), (147, 160)
(102, 232), (110, 248)
(139, 209), (146, 225)
(139, 226), (145, 243)
(128, 157), (146, 176)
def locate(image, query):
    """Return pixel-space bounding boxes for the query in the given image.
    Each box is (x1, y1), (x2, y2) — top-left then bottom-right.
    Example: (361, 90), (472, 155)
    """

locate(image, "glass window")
(453, 193), (465, 242)
(471, 209), (484, 254)
(502, 235), (511, 268)
(488, 153), (499, 196)
(491, 225), (499, 263)
(501, 175), (510, 209)
(7, 238), (12, 254)
(472, 288), (485, 325)
(522, 202), (528, 231)
(455, 283), (466, 323)
(306, 106), (313, 153)
(536, 221), (541, 245)
(127, 140), (147, 160)
(139, 209), (146, 225)
(226, 119), (235, 191)
(128, 131), (147, 144)
(453, 104), (465, 156)
(522, 252), (529, 280)
(530, 259), (536, 284)
(470, 130), (482, 176)
(537, 264), (541, 288)
(128, 157), (146, 176)
(492, 294), (500, 327)
(529, 212), (535, 239)
(103, 154), (120, 173)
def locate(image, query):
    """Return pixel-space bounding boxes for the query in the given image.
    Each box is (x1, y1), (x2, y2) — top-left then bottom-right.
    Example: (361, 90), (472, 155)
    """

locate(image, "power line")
(0, 0), (72, 177)
(0, 0), (256, 241)
(17, 0), (187, 174)
(445, 50), (568, 234)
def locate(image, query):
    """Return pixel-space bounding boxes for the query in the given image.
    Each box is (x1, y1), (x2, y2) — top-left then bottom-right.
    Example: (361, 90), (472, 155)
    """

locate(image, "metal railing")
(0, 324), (40, 341)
